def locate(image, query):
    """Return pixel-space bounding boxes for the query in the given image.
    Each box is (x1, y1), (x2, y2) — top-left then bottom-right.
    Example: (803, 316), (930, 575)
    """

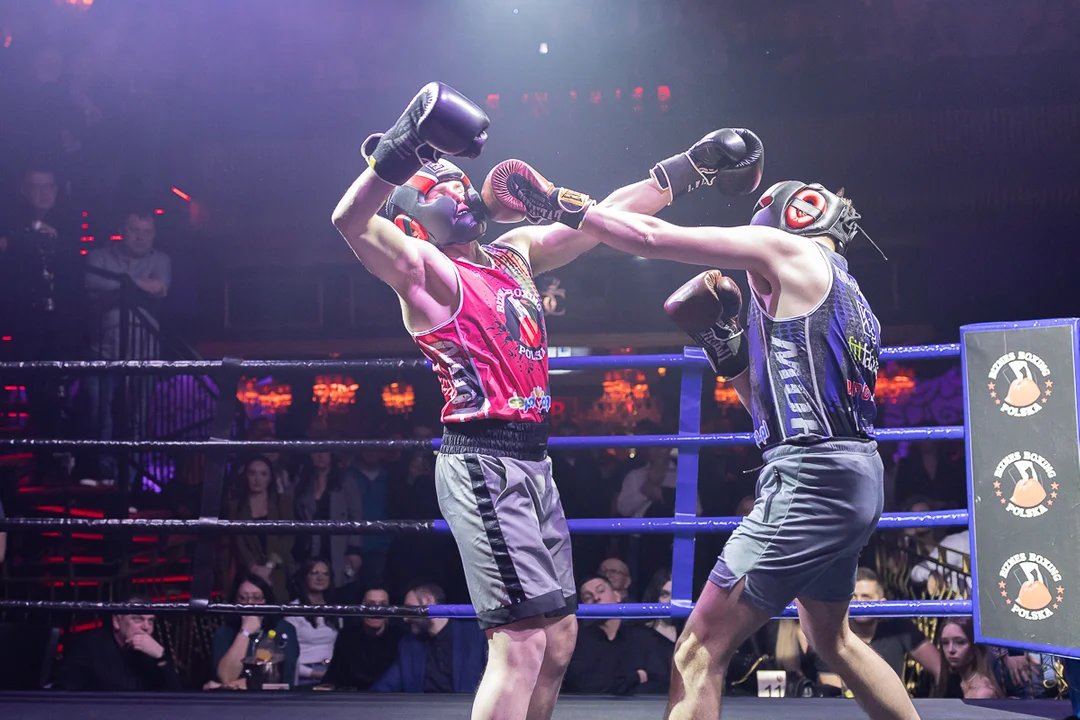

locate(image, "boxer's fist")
(652, 128), (764, 203)
(665, 270), (749, 379)
(362, 82), (489, 185)
(482, 159), (594, 229)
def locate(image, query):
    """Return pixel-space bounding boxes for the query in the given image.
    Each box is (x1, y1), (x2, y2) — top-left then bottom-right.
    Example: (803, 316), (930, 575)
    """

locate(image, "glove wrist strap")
(691, 323), (749, 380)
(651, 153), (709, 204)
(543, 188), (595, 230)
(361, 133), (430, 186)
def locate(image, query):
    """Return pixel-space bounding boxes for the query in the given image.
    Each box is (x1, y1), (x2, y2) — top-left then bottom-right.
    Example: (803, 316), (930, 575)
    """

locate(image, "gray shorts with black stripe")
(710, 439), (885, 616)
(436, 452), (578, 630)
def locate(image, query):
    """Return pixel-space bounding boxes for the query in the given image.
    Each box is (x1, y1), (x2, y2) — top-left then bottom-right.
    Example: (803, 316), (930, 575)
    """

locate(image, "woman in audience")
(218, 456), (295, 603)
(641, 567), (678, 643)
(208, 573), (299, 689)
(772, 619), (815, 679)
(939, 617), (1004, 698)
(293, 445), (364, 591)
(284, 558), (340, 686)
(245, 418), (296, 495)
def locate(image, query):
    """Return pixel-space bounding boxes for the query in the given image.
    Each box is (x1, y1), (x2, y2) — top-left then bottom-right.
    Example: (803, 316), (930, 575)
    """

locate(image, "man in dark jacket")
(57, 598), (183, 691)
(371, 583), (487, 693)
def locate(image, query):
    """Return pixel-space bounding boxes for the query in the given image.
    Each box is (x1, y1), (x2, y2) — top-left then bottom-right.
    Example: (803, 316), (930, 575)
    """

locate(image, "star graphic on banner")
(999, 581), (1007, 589)
(1049, 500), (1054, 506)
(1046, 380), (1053, 389)
(1045, 389), (1053, 398)
(990, 391), (997, 398)
(1006, 599), (1013, 605)
(1001, 590), (1009, 597)
(1058, 596), (1065, 603)
(993, 481), (1001, 489)
(1042, 397), (1049, 404)
(996, 490), (1003, 497)
(995, 399), (1001, 405)
(1052, 492), (1058, 499)
(1054, 604), (1060, 610)
(988, 382), (995, 391)
(1058, 586), (1065, 595)
(1051, 482), (1059, 490)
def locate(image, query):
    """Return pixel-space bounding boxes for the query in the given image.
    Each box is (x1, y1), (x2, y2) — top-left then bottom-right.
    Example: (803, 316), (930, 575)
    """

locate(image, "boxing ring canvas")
(962, 318), (1080, 656)
(0, 692), (1071, 720)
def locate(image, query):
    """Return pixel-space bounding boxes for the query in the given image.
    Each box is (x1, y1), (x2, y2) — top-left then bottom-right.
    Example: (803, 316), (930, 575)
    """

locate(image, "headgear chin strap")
(750, 181), (877, 257)
(384, 160), (488, 247)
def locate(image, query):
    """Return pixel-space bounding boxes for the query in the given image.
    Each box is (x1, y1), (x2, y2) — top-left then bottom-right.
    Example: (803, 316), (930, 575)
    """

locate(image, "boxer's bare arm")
(495, 179), (669, 275)
(331, 169), (459, 332)
(579, 208), (831, 316)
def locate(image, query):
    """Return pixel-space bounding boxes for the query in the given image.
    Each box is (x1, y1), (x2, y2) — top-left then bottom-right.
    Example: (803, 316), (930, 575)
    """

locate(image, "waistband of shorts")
(440, 420), (549, 462)
(763, 437), (878, 462)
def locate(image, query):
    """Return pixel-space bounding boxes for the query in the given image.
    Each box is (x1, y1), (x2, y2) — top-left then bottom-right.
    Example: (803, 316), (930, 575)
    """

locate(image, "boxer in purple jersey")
(489, 164), (919, 720)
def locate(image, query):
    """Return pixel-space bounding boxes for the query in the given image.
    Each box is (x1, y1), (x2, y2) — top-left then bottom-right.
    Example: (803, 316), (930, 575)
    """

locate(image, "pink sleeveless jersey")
(413, 243), (551, 424)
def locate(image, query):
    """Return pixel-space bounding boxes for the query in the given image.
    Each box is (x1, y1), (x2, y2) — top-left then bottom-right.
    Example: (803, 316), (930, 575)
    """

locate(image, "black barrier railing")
(81, 266), (221, 495)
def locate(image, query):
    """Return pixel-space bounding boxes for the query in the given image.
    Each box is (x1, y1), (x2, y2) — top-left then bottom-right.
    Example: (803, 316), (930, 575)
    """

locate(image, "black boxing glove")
(664, 270), (749, 379)
(362, 82), (490, 185)
(651, 129), (764, 203)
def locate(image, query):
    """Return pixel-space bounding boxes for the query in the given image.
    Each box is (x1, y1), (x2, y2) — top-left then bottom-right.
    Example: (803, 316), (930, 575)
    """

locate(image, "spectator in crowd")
(0, 166), (74, 355)
(564, 576), (669, 695)
(599, 557), (635, 603)
(615, 424), (700, 582)
(1, 165), (79, 479)
(322, 587), (401, 690)
(550, 420), (610, 576)
(83, 207), (171, 484)
(939, 617), (1003, 699)
(881, 495), (947, 595)
(342, 448), (391, 587)
(57, 597), (182, 691)
(293, 441), (364, 591)
(284, 559), (339, 686)
(894, 440), (967, 509)
(770, 619), (815, 680)
(911, 527), (972, 597)
(816, 568), (943, 693)
(641, 568), (678, 643)
(384, 450), (463, 602)
(616, 425), (677, 520)
(218, 456), (295, 603)
(245, 418), (295, 495)
(209, 573), (299, 690)
(370, 583), (486, 693)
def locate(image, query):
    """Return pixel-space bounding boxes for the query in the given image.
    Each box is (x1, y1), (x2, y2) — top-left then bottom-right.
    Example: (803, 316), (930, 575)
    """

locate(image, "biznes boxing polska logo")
(998, 553), (1064, 621)
(987, 351), (1053, 417)
(993, 451), (1058, 518)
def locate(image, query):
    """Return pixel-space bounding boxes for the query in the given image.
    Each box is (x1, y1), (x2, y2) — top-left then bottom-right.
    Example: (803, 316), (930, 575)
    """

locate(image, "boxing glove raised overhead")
(362, 82), (490, 185)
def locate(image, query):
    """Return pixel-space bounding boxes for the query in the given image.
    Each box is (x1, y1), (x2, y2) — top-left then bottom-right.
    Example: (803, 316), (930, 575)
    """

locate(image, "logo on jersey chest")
(494, 286), (547, 363)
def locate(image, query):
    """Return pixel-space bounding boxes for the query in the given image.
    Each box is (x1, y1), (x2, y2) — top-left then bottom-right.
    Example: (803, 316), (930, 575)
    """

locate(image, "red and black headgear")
(750, 181), (862, 256)
(384, 160), (489, 247)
